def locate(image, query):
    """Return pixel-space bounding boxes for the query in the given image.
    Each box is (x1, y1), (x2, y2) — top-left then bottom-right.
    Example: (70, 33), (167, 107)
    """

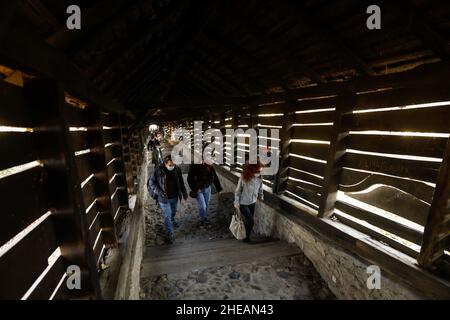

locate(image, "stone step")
(141, 238), (301, 277)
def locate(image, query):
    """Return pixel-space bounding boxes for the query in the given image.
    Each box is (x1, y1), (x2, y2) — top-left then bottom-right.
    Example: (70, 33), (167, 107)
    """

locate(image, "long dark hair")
(242, 160), (264, 182)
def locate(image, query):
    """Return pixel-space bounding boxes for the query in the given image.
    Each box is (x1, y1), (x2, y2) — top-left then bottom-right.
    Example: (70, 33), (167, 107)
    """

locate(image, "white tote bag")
(229, 207), (246, 240)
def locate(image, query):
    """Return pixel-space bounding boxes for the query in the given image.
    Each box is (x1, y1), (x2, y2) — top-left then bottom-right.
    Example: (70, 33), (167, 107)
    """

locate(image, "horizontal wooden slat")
(344, 152), (440, 183)
(109, 173), (126, 194)
(346, 185), (430, 226)
(0, 80), (33, 127)
(293, 97), (337, 111)
(334, 211), (419, 259)
(256, 103), (289, 114)
(288, 168), (324, 187)
(107, 159), (123, 179)
(63, 104), (99, 128)
(93, 232), (104, 267)
(257, 116), (284, 127)
(286, 181), (321, 206)
(0, 217), (58, 299)
(86, 201), (98, 226)
(291, 126), (333, 141)
(354, 86), (450, 112)
(284, 188), (319, 211)
(289, 156), (325, 177)
(100, 113), (119, 127)
(102, 128), (121, 145)
(0, 132), (38, 171)
(290, 142), (329, 160)
(347, 134), (448, 159)
(104, 144), (123, 163)
(81, 177), (96, 209)
(70, 130), (102, 152)
(340, 167), (435, 204)
(343, 105), (450, 133)
(0, 166), (48, 246)
(288, 178), (322, 193)
(75, 152), (95, 183)
(50, 277), (70, 300)
(27, 255), (66, 300)
(110, 191), (120, 216)
(89, 217), (101, 248)
(294, 110), (335, 124)
(336, 201), (423, 245)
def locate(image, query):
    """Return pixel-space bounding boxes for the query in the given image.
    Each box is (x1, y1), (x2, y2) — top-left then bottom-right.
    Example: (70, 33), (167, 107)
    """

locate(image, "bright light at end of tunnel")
(149, 124), (159, 131)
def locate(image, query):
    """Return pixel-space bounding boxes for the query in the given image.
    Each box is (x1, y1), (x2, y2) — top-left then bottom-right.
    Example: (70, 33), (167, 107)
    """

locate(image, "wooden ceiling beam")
(197, 32), (268, 94)
(186, 50), (250, 97)
(194, 40), (258, 95)
(67, 0), (151, 56)
(25, 0), (62, 31)
(284, 0), (374, 76)
(159, 0), (222, 102)
(0, 19), (131, 116)
(183, 64), (230, 97)
(148, 60), (450, 110)
(0, 1), (21, 40)
(202, 28), (289, 92)
(104, 37), (178, 97)
(91, 1), (187, 82)
(381, 0), (450, 61)
(227, 5), (325, 85)
(47, 0), (131, 51)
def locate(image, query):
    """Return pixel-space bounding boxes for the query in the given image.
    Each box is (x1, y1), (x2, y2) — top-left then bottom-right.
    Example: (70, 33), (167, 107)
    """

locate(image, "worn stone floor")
(139, 145), (335, 300)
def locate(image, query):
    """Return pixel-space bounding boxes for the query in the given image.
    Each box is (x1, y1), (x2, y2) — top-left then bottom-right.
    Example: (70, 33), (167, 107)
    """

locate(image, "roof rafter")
(381, 0), (450, 61)
(287, 0), (374, 76)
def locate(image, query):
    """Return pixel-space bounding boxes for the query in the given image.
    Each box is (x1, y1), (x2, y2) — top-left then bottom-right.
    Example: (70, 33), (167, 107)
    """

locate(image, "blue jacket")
(148, 165), (187, 203)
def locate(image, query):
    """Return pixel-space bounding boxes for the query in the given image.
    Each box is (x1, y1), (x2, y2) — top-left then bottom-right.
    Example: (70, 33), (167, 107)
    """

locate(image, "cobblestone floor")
(140, 144), (335, 300)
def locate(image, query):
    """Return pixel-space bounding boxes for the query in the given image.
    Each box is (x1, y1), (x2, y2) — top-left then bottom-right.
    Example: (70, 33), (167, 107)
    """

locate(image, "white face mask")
(166, 165), (175, 171)
(254, 173), (261, 177)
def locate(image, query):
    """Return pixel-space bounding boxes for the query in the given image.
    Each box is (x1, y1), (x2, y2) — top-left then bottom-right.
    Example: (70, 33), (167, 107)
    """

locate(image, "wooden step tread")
(141, 238), (301, 277)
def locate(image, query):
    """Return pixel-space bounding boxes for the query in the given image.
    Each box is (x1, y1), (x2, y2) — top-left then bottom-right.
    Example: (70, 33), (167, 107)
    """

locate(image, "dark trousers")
(239, 203), (256, 239)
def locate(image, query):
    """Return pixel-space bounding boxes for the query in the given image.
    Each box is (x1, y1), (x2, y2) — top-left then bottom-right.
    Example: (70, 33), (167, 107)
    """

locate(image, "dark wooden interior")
(0, 0), (449, 299)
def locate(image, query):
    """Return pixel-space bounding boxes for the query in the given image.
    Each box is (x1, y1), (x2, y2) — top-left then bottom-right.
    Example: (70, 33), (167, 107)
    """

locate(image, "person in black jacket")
(148, 155), (188, 243)
(147, 134), (156, 151)
(187, 160), (223, 227)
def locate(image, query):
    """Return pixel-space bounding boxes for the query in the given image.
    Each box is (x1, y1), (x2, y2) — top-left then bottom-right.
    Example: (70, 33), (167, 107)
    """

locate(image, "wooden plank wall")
(196, 81), (450, 277)
(0, 77), (135, 299)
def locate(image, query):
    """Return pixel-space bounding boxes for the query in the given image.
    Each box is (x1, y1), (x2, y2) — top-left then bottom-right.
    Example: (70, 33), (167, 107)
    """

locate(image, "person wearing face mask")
(148, 155), (188, 243)
(234, 160), (265, 242)
(187, 159), (223, 227)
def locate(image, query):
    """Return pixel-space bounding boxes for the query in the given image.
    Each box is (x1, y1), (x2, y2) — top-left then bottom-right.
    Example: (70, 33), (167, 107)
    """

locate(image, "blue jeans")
(196, 185), (211, 222)
(159, 197), (178, 238)
(240, 203), (256, 239)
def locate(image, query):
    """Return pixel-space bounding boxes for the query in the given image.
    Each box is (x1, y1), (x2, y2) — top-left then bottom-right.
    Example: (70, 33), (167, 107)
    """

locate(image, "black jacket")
(187, 164), (223, 192)
(148, 165), (187, 203)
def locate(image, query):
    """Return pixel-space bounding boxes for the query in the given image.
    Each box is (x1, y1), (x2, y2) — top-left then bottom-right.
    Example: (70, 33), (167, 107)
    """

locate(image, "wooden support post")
(230, 110), (239, 170)
(273, 102), (295, 194)
(24, 79), (102, 299)
(318, 91), (356, 218)
(418, 138), (450, 269)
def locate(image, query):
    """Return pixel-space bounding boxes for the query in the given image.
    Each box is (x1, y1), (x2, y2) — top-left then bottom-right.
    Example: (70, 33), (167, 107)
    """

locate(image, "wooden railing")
(185, 78), (450, 279)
